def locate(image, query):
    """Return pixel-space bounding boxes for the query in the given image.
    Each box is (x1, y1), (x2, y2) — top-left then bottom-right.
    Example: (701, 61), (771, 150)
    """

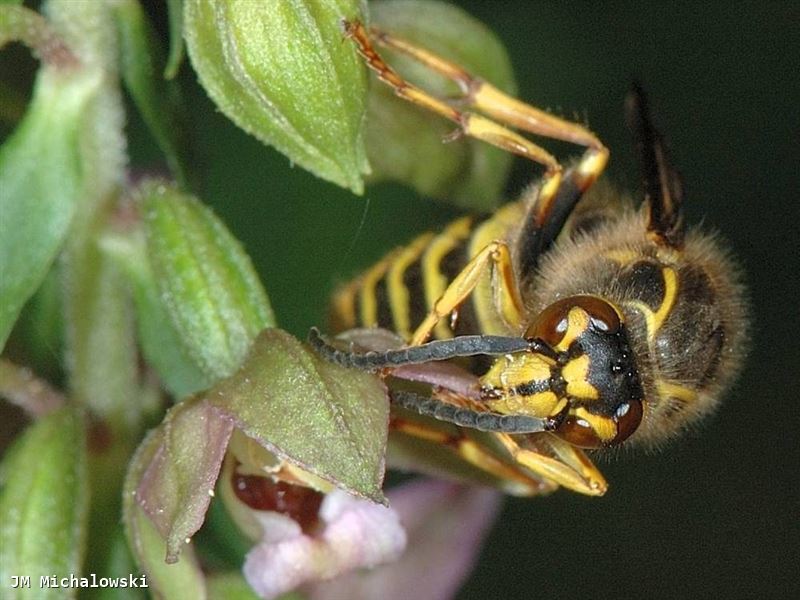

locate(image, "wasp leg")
(390, 416), (556, 496)
(515, 151), (610, 276)
(343, 20), (563, 179)
(368, 23), (603, 149)
(409, 240), (523, 345)
(495, 433), (607, 496)
(626, 82), (685, 248)
(347, 20), (609, 274)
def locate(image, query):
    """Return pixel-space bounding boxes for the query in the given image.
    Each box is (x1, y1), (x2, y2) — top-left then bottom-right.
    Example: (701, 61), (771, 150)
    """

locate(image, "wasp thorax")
(480, 295), (645, 448)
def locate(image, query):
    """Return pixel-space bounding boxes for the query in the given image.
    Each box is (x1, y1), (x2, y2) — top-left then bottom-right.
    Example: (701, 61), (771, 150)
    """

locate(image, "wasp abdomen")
(331, 203), (527, 340)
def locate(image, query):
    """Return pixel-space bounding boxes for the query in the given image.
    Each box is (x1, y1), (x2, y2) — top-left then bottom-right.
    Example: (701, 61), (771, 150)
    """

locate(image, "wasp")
(310, 21), (748, 497)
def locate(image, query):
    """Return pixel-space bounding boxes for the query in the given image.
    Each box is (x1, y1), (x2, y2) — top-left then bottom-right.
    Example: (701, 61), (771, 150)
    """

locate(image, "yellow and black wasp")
(310, 21), (749, 497)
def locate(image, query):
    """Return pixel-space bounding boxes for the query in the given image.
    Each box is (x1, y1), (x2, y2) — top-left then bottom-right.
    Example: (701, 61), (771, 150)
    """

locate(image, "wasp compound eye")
(525, 295), (622, 348)
(555, 399), (643, 449)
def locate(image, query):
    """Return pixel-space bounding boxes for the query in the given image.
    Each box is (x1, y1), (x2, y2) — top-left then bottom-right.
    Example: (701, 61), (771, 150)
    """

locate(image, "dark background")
(147, 2), (799, 599)
(5, 1), (799, 598)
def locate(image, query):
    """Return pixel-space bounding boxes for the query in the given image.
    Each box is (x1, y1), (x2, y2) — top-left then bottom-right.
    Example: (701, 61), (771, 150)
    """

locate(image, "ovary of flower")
(243, 489), (407, 600)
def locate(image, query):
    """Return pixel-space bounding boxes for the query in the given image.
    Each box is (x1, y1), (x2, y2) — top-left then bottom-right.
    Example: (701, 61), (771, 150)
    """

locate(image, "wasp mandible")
(311, 21), (748, 497)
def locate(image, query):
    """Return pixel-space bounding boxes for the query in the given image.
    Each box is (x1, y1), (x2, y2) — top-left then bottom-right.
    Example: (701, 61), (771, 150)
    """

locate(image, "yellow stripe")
(562, 355), (599, 400)
(657, 380), (698, 404)
(387, 233), (435, 339)
(573, 408), (616, 442)
(488, 391), (560, 419)
(468, 203), (523, 335)
(652, 267), (678, 332)
(358, 253), (397, 327)
(627, 266), (679, 339)
(603, 247), (641, 264)
(422, 217), (472, 339)
(556, 307), (591, 352)
(331, 282), (358, 330)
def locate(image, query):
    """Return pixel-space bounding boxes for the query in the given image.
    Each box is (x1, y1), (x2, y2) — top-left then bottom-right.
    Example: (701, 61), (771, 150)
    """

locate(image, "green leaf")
(0, 406), (88, 600)
(141, 182), (275, 383)
(4, 266), (65, 385)
(124, 429), (209, 597)
(206, 329), (389, 503)
(113, 0), (189, 185)
(365, 0), (517, 210)
(0, 64), (102, 349)
(165, 0), (185, 78)
(183, 0), (370, 193)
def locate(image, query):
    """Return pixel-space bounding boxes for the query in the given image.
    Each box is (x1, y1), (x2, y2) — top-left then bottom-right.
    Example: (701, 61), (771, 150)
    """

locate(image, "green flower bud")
(140, 182), (275, 383)
(0, 407), (88, 596)
(184, 0), (370, 193)
(366, 0), (517, 210)
(100, 223), (211, 399)
(207, 329), (389, 504)
(127, 329), (388, 564)
(124, 427), (209, 595)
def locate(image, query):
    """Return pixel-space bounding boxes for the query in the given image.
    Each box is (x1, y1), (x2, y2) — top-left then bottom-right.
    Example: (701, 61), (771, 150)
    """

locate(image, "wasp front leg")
(495, 433), (607, 496)
(389, 401), (605, 496)
(389, 411), (557, 497)
(410, 239), (524, 345)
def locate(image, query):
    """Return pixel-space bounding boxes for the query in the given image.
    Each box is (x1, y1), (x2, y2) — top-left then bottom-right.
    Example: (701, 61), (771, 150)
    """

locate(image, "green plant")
(0, 2), (512, 598)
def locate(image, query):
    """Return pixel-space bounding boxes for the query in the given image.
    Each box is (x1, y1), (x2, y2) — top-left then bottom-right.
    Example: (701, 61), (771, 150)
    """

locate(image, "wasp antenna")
(309, 328), (532, 371)
(391, 391), (551, 433)
(626, 81), (685, 248)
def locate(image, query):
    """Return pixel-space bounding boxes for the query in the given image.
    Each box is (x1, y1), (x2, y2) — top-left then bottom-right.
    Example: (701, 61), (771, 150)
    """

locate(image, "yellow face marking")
(562, 355), (600, 400)
(358, 252), (397, 327)
(480, 353), (553, 391)
(422, 217), (472, 339)
(555, 306), (591, 352)
(387, 233), (435, 339)
(572, 407), (616, 442)
(468, 203), (526, 335)
(488, 391), (559, 419)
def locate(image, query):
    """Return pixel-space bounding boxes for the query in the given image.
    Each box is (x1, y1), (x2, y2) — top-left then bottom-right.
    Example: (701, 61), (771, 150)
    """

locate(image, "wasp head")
(480, 295), (644, 448)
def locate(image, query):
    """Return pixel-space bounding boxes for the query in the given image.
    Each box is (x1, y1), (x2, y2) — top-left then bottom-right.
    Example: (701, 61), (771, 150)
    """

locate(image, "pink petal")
(309, 479), (503, 600)
(243, 489), (406, 599)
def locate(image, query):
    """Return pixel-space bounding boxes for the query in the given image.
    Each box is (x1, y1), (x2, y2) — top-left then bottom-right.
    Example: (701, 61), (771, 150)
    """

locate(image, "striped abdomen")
(330, 202), (527, 341)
